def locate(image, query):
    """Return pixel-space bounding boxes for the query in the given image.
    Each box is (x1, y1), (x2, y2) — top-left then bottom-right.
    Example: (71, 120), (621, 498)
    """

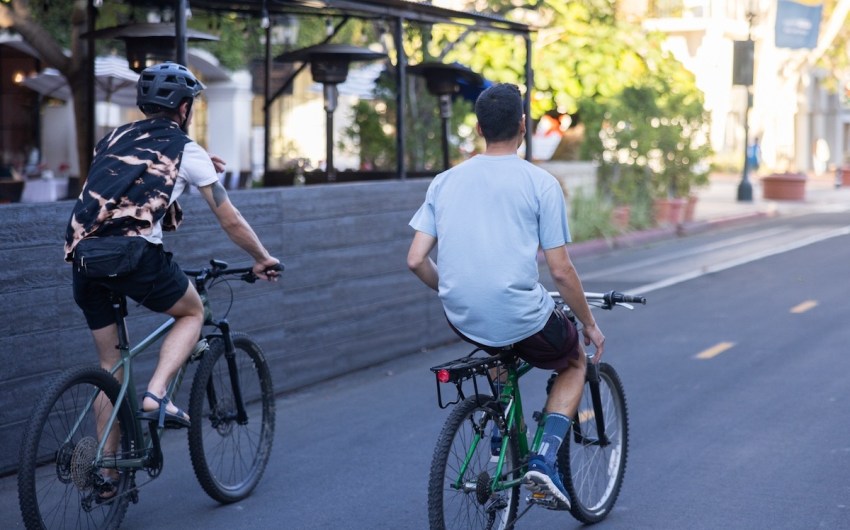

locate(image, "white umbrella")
(19, 55), (139, 106)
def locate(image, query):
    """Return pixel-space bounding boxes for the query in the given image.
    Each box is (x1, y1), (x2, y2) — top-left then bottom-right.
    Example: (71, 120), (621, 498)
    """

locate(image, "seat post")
(108, 291), (131, 353)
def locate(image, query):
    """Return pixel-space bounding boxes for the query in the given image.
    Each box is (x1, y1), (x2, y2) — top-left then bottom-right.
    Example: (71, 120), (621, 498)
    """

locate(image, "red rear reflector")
(437, 369), (451, 383)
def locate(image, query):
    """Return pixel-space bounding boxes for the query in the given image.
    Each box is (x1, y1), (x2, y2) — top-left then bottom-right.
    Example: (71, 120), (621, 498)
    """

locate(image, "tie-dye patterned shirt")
(64, 118), (191, 261)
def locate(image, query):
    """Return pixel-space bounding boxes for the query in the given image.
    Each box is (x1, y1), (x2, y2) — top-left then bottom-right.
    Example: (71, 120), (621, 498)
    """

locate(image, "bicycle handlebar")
(586, 291), (647, 306)
(549, 290), (647, 310)
(184, 259), (284, 285)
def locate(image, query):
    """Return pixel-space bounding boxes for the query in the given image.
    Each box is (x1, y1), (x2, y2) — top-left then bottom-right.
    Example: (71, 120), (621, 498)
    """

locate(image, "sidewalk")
(570, 171), (850, 257)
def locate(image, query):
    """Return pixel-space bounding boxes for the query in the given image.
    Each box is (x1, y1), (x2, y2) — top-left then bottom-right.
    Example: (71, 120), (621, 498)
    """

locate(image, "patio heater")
(409, 62), (484, 171)
(85, 22), (219, 73)
(276, 43), (386, 181)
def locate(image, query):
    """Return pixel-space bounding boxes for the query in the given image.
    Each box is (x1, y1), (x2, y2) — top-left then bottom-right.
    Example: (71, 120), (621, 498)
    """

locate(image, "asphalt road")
(3, 211), (849, 529)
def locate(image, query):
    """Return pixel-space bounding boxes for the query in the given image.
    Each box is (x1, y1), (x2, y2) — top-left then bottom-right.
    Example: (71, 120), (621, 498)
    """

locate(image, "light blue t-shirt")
(409, 154), (571, 346)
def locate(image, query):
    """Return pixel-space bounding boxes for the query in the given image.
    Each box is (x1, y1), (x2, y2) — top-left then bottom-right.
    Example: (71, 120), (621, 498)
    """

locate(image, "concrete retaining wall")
(0, 180), (454, 475)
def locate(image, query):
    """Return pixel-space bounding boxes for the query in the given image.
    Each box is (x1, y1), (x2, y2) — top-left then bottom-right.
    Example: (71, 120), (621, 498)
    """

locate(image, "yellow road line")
(790, 300), (818, 314)
(695, 342), (735, 360)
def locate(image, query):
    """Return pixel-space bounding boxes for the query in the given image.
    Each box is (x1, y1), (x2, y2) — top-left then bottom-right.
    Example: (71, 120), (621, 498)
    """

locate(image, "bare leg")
(92, 324), (123, 480)
(543, 345), (587, 418)
(141, 282), (204, 420)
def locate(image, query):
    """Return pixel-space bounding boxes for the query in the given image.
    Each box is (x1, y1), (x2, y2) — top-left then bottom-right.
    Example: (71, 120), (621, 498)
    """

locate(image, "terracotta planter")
(653, 197), (686, 226)
(762, 172), (806, 201)
(683, 194), (698, 223)
(839, 167), (850, 187)
(611, 205), (630, 230)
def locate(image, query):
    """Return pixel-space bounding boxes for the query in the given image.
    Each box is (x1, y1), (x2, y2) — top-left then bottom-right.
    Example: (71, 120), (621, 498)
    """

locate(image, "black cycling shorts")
(72, 242), (189, 330)
(448, 308), (580, 372)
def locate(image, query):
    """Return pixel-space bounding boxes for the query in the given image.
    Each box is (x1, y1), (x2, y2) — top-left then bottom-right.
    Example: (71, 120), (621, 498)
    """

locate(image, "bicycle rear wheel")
(188, 333), (275, 503)
(559, 362), (628, 524)
(428, 394), (519, 530)
(18, 365), (135, 530)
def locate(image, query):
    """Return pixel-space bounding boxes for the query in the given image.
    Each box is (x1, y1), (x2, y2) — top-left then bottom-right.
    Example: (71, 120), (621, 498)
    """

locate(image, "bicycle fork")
(578, 362), (610, 447)
(206, 321), (249, 426)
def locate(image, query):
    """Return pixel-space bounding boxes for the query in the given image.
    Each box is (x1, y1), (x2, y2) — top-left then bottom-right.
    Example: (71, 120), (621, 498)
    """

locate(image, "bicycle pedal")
(526, 492), (569, 511)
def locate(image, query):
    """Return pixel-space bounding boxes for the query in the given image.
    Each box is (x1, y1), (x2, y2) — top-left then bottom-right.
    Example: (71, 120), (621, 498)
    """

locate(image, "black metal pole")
(85, 0), (96, 183)
(737, 85), (753, 201)
(394, 16), (406, 179)
(737, 12), (755, 202)
(324, 84), (338, 181)
(524, 34), (533, 160)
(439, 94), (451, 170)
(175, 0), (188, 66)
(263, 22), (272, 185)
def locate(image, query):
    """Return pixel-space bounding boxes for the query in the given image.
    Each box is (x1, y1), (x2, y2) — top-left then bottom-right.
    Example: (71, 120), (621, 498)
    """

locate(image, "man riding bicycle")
(64, 62), (279, 499)
(407, 83), (604, 508)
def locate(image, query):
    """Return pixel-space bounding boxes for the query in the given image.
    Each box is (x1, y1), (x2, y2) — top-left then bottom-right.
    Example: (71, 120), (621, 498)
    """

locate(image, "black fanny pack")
(73, 237), (150, 278)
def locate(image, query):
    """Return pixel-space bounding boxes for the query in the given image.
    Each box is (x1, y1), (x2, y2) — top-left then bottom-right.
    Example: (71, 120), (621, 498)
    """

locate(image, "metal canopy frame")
(119, 0), (534, 180)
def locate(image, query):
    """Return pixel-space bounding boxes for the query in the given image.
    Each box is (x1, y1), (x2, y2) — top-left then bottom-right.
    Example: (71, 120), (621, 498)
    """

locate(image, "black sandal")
(137, 391), (191, 429)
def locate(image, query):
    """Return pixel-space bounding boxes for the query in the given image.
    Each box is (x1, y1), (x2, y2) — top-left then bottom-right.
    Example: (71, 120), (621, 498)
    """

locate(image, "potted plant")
(761, 155), (807, 201)
(582, 78), (712, 228)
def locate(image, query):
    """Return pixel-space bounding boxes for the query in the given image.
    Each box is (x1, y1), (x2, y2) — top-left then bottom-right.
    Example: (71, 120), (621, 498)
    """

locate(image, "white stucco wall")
(204, 70), (254, 174)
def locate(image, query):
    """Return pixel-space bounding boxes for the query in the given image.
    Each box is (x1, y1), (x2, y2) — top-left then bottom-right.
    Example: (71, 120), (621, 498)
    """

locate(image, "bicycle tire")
(188, 333), (275, 503)
(428, 394), (519, 530)
(559, 362), (629, 524)
(18, 365), (135, 530)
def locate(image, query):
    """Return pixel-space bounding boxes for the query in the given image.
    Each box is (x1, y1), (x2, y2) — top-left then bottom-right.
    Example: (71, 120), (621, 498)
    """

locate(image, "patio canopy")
(111, 0), (534, 178)
(20, 55), (139, 106)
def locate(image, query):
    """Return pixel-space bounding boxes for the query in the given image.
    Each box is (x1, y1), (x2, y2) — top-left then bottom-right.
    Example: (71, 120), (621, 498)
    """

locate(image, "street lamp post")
(734, 9), (757, 202)
(739, 86), (754, 201)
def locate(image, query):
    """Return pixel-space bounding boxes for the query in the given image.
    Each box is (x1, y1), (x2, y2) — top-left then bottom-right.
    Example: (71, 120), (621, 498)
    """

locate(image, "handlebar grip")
(608, 291), (646, 305)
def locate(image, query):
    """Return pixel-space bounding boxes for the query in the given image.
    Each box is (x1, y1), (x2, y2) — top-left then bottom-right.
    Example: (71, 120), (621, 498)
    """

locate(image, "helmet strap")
(179, 98), (194, 133)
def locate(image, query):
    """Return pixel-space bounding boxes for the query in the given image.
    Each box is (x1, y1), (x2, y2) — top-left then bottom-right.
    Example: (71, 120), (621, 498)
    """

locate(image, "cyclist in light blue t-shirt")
(408, 83), (605, 509)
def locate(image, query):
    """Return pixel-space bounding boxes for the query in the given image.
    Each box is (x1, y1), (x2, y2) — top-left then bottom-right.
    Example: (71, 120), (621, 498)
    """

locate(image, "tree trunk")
(1, 0), (93, 188)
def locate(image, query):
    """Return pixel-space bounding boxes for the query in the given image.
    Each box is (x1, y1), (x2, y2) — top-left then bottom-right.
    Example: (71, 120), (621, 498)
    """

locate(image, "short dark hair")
(474, 83), (523, 143)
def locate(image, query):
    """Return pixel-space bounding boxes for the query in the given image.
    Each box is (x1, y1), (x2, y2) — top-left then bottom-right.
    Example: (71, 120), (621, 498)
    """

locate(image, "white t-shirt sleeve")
(538, 177), (572, 248)
(179, 141), (220, 189)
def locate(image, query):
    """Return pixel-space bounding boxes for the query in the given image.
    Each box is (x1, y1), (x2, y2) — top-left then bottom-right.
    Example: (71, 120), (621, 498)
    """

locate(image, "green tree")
(0, 3), (273, 182)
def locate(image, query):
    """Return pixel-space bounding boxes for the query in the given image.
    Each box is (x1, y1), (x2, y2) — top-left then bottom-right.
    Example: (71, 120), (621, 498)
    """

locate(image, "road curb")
(566, 210), (769, 259)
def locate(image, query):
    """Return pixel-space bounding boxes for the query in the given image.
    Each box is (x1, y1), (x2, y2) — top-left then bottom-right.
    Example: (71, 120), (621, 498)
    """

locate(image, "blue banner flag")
(775, 0), (823, 49)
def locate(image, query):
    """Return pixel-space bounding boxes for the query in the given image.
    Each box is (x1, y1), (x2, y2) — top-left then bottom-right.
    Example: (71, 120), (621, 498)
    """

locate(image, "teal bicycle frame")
(85, 286), (213, 475)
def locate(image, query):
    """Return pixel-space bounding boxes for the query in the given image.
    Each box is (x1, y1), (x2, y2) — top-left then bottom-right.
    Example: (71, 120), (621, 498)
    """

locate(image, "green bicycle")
(17, 259), (281, 530)
(427, 290), (646, 529)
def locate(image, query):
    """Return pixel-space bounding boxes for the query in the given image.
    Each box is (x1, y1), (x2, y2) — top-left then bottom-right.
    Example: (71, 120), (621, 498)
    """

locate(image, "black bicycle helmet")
(137, 62), (204, 113)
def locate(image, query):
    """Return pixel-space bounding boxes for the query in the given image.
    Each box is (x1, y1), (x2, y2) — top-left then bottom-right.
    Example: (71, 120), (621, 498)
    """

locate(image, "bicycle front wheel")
(559, 362), (629, 524)
(188, 333), (275, 503)
(18, 365), (135, 530)
(428, 394), (519, 530)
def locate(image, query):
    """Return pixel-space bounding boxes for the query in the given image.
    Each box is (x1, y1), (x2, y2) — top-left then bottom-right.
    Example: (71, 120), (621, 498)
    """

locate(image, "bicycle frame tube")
(451, 361), (536, 493)
(92, 317), (176, 463)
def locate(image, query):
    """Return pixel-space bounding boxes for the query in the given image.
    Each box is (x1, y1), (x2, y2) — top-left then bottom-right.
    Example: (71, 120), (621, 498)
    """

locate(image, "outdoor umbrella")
(19, 55), (139, 106)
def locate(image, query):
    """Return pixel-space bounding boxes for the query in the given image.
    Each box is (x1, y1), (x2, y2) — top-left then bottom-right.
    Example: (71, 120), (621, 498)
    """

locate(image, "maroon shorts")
(449, 308), (581, 372)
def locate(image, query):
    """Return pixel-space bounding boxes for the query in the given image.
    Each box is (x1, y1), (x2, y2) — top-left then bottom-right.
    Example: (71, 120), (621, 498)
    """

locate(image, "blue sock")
(537, 413), (570, 466)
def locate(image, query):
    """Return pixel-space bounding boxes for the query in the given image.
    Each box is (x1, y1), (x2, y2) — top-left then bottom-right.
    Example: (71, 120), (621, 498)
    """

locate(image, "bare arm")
(407, 231), (439, 291)
(543, 245), (605, 363)
(198, 182), (280, 280)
